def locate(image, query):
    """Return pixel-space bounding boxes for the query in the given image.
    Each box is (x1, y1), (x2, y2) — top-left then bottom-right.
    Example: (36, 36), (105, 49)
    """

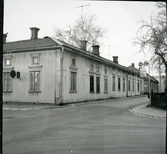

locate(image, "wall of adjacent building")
(144, 80), (158, 94)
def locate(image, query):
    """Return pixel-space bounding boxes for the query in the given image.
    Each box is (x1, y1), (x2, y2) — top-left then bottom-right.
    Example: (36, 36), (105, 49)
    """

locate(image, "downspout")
(60, 46), (64, 105)
(126, 72), (128, 97)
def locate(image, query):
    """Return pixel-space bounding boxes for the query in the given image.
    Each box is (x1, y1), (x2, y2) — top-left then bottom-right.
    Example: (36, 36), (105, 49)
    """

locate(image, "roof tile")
(3, 37), (59, 52)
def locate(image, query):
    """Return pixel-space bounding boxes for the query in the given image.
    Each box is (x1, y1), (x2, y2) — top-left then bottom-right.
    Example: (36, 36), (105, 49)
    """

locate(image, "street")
(3, 96), (166, 154)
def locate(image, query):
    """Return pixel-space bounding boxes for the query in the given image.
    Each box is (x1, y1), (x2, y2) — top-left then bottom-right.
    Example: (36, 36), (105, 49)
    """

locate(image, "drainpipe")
(60, 46), (64, 104)
(126, 72), (128, 97)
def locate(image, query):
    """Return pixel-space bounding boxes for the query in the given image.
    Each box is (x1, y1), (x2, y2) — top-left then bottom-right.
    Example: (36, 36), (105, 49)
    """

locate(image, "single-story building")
(3, 27), (145, 105)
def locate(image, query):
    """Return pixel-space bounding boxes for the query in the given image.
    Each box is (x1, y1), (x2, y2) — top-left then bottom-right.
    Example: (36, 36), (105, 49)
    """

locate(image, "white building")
(3, 27), (144, 105)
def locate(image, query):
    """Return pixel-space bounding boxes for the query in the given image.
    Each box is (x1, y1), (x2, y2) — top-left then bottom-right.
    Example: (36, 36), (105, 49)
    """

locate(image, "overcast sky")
(4, 0), (160, 75)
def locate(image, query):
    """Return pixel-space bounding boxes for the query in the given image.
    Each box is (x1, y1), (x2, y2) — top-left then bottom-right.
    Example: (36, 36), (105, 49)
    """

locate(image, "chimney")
(131, 63), (135, 67)
(3, 33), (8, 43)
(113, 56), (118, 64)
(92, 45), (100, 56)
(30, 27), (40, 40)
(80, 40), (87, 51)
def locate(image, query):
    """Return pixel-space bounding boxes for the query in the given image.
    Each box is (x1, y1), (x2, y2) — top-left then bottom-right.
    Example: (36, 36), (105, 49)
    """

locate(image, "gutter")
(3, 46), (62, 53)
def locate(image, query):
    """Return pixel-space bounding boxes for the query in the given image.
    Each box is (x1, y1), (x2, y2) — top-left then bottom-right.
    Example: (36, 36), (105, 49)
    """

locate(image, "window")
(30, 71), (40, 92)
(33, 57), (39, 64)
(3, 72), (12, 91)
(133, 80), (135, 92)
(5, 59), (11, 66)
(138, 81), (140, 92)
(118, 77), (121, 91)
(70, 72), (77, 92)
(140, 81), (142, 92)
(112, 76), (115, 91)
(71, 58), (76, 66)
(90, 64), (93, 71)
(104, 78), (108, 93)
(96, 66), (99, 72)
(90, 76), (94, 92)
(128, 80), (131, 91)
(31, 53), (40, 65)
(123, 78), (125, 91)
(104, 67), (107, 74)
(96, 77), (100, 93)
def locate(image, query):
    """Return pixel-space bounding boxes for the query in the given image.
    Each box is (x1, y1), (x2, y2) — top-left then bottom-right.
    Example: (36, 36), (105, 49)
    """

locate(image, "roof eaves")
(3, 45), (62, 53)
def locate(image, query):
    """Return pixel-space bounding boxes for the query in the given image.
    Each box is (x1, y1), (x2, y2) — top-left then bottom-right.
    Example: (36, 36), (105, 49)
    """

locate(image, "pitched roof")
(143, 74), (159, 83)
(3, 37), (59, 52)
(128, 66), (140, 74)
(3, 37), (138, 74)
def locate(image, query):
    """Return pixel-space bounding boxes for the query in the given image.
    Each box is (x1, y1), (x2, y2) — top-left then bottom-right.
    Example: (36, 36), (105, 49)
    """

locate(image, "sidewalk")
(3, 96), (166, 119)
(131, 102), (166, 119)
(3, 104), (60, 111)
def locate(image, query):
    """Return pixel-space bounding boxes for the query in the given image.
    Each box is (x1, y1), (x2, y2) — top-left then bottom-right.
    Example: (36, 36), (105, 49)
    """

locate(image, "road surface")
(3, 96), (166, 154)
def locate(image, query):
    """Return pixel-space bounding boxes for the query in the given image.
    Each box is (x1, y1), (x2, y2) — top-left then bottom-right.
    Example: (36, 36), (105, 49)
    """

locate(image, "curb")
(130, 103), (166, 119)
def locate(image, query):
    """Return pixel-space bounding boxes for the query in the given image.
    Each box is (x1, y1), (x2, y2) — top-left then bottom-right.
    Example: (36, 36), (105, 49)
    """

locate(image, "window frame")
(3, 72), (13, 92)
(90, 75), (94, 93)
(123, 77), (125, 92)
(29, 71), (41, 92)
(96, 66), (99, 72)
(31, 53), (40, 65)
(5, 58), (11, 66)
(112, 75), (116, 91)
(132, 79), (135, 92)
(118, 77), (121, 91)
(104, 66), (107, 74)
(70, 72), (77, 93)
(96, 76), (100, 93)
(71, 58), (76, 66)
(138, 81), (140, 92)
(128, 80), (131, 91)
(140, 81), (142, 92)
(104, 78), (108, 93)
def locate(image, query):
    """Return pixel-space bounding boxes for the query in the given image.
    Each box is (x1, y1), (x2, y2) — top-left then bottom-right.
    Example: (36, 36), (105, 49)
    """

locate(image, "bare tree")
(133, 2), (167, 92)
(54, 14), (107, 51)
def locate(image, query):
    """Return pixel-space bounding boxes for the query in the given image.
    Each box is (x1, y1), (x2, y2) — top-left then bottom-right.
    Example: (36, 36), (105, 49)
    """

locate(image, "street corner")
(130, 102), (166, 119)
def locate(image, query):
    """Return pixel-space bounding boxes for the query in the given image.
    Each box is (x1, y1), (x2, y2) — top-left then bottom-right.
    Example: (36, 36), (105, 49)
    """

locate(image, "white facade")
(3, 28), (144, 105)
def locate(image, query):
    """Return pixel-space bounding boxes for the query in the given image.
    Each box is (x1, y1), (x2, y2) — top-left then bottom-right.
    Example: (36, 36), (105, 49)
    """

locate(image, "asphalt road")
(3, 96), (166, 154)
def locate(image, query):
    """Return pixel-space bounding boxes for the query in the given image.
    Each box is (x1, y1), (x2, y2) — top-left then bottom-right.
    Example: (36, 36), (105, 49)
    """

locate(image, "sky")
(4, 0), (161, 75)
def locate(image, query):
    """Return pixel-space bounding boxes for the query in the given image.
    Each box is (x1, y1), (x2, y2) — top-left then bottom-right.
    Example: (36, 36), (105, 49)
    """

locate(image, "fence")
(150, 90), (166, 110)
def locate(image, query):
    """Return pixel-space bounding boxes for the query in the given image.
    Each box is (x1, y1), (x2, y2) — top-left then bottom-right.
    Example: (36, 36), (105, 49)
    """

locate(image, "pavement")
(131, 102), (166, 119)
(3, 97), (166, 119)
